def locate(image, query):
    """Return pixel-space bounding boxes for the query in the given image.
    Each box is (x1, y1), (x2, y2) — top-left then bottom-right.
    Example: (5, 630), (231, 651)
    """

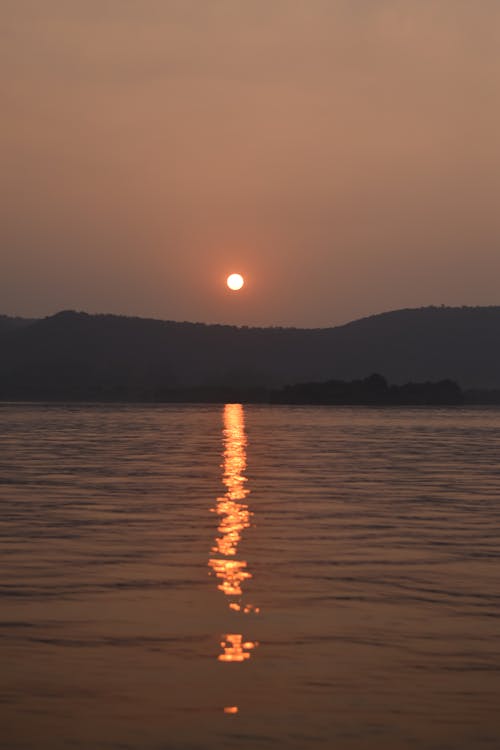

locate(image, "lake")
(1, 403), (499, 749)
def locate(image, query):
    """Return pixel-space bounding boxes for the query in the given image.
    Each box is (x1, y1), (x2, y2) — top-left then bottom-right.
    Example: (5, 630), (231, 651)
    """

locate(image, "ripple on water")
(0, 403), (499, 749)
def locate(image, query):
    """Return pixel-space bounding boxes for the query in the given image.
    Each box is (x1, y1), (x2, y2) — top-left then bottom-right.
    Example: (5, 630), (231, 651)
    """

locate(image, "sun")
(226, 273), (244, 291)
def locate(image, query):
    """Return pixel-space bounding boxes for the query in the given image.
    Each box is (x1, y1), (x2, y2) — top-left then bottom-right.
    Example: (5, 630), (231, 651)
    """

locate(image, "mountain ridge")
(5, 303), (499, 332)
(1, 305), (500, 397)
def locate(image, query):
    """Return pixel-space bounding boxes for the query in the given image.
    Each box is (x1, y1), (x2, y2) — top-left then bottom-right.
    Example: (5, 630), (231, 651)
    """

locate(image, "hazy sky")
(2, 0), (499, 327)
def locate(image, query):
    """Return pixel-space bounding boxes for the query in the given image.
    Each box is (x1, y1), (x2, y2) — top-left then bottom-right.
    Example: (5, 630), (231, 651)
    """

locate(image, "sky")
(2, 0), (500, 328)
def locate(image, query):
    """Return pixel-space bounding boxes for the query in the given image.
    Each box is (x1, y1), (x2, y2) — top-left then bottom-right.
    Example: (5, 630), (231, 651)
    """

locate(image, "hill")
(0, 306), (499, 399)
(0, 314), (36, 334)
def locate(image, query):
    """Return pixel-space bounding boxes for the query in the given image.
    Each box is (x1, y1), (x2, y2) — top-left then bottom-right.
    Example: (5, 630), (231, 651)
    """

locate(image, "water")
(1, 403), (499, 750)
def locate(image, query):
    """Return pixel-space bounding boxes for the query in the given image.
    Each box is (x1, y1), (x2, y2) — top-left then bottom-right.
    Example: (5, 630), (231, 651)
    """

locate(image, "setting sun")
(226, 273), (244, 291)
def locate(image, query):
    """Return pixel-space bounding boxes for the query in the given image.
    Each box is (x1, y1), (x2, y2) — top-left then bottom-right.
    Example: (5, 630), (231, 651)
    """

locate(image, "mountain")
(0, 306), (500, 399)
(0, 314), (36, 334)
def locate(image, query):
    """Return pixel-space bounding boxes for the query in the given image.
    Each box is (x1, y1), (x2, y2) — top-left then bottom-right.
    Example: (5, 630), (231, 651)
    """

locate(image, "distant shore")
(3, 374), (500, 405)
(4, 308), (500, 400)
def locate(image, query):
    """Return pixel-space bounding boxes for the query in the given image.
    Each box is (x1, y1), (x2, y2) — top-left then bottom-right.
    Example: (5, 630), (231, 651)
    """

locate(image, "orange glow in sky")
(3, 4), (500, 327)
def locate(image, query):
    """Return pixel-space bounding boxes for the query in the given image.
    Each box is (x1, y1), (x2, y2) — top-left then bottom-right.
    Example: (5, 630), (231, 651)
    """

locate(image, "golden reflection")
(218, 634), (258, 662)
(209, 403), (259, 666)
(208, 558), (251, 596)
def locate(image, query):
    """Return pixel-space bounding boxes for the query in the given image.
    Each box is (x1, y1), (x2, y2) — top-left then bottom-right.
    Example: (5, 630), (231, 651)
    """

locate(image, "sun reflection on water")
(208, 403), (259, 669)
(218, 634), (257, 662)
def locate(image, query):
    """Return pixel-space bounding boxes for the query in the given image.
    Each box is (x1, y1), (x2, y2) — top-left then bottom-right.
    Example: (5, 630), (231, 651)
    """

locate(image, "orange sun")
(226, 273), (244, 291)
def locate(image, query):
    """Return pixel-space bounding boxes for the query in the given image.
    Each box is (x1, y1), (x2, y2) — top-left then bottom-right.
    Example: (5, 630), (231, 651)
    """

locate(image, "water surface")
(1, 403), (499, 749)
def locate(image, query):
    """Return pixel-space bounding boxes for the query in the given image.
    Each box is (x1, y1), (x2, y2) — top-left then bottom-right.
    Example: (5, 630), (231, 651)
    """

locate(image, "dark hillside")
(0, 306), (500, 399)
(0, 315), (35, 334)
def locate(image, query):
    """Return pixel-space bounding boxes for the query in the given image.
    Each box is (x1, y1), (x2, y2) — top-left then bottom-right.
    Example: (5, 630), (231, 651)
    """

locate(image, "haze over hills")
(1, 306), (500, 399)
